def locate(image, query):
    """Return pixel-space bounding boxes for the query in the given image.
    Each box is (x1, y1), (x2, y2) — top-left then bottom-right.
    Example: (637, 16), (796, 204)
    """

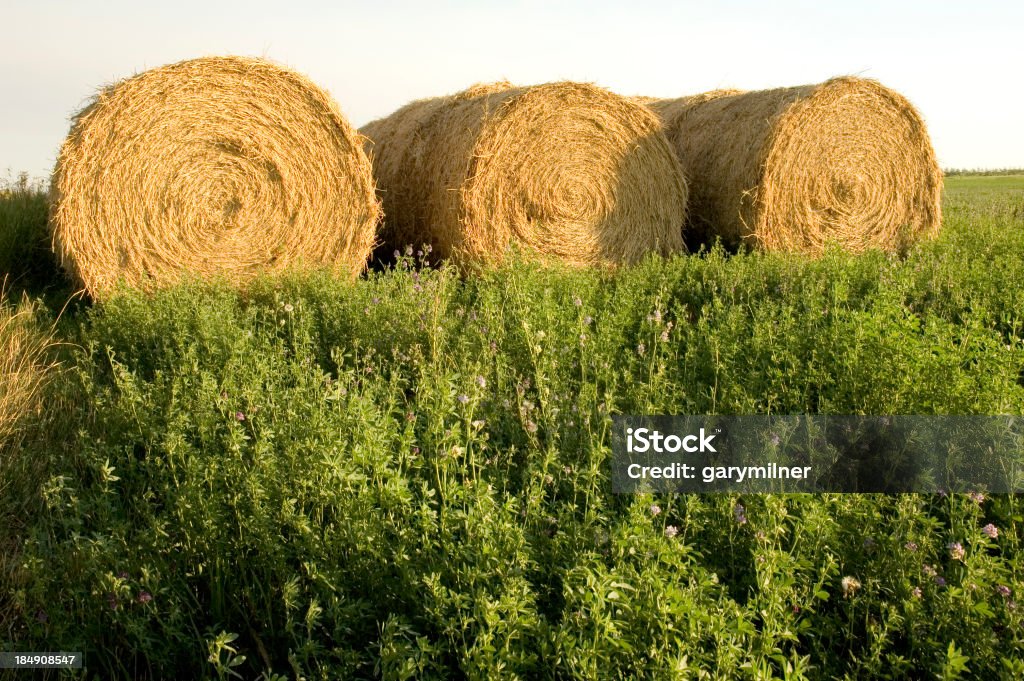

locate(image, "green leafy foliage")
(3, 177), (1024, 678)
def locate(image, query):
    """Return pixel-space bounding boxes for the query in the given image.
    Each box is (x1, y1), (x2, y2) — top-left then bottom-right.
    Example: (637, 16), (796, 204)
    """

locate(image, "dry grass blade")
(50, 56), (381, 298)
(0, 289), (59, 641)
(645, 77), (943, 254)
(0, 293), (55, 453)
(361, 81), (688, 267)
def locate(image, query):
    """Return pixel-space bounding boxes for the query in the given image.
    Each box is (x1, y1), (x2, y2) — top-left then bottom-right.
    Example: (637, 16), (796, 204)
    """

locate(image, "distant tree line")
(944, 168), (1024, 176)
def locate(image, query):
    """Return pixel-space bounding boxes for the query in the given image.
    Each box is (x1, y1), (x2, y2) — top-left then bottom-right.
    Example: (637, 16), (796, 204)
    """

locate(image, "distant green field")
(945, 173), (1024, 198)
(2, 174), (1024, 679)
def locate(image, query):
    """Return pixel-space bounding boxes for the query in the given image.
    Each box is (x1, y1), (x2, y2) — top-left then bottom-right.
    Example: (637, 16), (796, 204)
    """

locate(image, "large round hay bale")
(360, 81), (687, 267)
(646, 77), (943, 254)
(50, 56), (380, 297)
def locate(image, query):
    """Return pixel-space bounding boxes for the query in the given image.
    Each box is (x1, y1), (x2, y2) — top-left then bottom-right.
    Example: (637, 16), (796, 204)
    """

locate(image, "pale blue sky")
(2, 0), (1022, 181)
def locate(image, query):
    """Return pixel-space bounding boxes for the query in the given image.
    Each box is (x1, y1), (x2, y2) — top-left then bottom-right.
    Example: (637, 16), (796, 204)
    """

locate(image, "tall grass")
(0, 293), (54, 446)
(0, 291), (59, 655)
(0, 173), (64, 296)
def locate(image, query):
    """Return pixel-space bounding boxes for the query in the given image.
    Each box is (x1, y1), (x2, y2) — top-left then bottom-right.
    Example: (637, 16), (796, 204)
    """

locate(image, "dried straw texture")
(361, 81), (687, 267)
(646, 77), (943, 254)
(0, 295), (53, 452)
(50, 56), (380, 297)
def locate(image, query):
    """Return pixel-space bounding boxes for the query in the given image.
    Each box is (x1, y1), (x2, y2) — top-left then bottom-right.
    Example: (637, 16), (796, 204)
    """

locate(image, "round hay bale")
(646, 77), (943, 254)
(50, 56), (380, 297)
(360, 81), (687, 267)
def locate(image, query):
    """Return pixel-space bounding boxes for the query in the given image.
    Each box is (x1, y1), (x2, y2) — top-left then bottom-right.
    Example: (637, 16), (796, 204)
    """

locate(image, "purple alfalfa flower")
(934, 575), (947, 587)
(996, 585), (1012, 598)
(649, 504), (662, 517)
(734, 503), (748, 525)
(905, 541), (919, 552)
(770, 433), (781, 447)
(137, 591), (153, 604)
(911, 586), (923, 598)
(863, 537), (876, 549)
(572, 296), (582, 307)
(664, 525), (678, 539)
(107, 592), (119, 611)
(967, 491), (986, 504)
(636, 343), (646, 356)
(235, 411), (246, 422)
(457, 394), (469, 405)
(475, 375), (486, 388)
(982, 523), (999, 539)
(948, 542), (965, 561)
(35, 609), (48, 623)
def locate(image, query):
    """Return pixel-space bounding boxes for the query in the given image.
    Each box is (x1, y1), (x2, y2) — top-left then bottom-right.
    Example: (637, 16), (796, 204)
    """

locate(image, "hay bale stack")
(646, 77), (942, 254)
(360, 81), (687, 267)
(50, 56), (380, 297)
